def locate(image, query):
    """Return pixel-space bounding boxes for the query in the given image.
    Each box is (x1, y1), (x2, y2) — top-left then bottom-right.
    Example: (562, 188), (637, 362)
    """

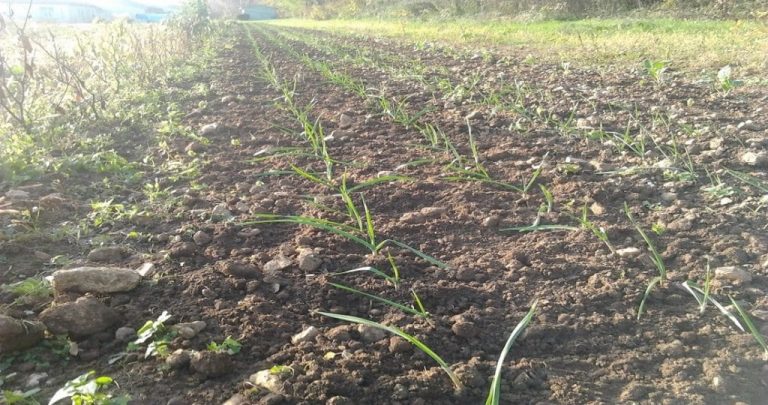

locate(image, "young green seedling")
(577, 204), (617, 255)
(539, 184), (553, 214)
(49, 371), (129, 405)
(624, 203), (666, 281)
(207, 336), (242, 355)
(486, 301), (538, 405)
(625, 203), (667, 319)
(330, 282), (427, 318)
(330, 266), (399, 287)
(243, 212), (446, 268)
(680, 280), (743, 331)
(729, 297), (768, 358)
(317, 312), (462, 390)
(128, 311), (174, 359)
(387, 252), (401, 287)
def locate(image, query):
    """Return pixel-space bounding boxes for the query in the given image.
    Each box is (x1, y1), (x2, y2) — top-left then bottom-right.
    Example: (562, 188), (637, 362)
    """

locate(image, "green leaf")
(330, 282), (427, 317)
(318, 312), (462, 390)
(94, 376), (113, 386)
(486, 301), (538, 405)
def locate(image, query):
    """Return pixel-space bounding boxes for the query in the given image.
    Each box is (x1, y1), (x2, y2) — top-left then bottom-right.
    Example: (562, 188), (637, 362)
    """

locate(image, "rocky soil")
(1, 23), (767, 404)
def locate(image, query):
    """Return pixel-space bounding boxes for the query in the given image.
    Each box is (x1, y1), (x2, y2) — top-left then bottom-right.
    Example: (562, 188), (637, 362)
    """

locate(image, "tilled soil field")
(2, 23), (768, 404)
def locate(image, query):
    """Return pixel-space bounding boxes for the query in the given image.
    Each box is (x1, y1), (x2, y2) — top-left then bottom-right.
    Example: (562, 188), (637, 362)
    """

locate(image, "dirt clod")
(190, 350), (232, 378)
(39, 297), (119, 338)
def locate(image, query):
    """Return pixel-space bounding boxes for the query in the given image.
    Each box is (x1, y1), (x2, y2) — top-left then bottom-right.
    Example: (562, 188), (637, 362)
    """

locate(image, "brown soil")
(2, 23), (768, 405)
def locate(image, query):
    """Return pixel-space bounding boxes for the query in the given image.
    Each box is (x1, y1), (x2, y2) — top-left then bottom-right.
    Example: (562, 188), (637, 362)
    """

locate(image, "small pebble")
(291, 326), (320, 344)
(193, 231), (212, 245)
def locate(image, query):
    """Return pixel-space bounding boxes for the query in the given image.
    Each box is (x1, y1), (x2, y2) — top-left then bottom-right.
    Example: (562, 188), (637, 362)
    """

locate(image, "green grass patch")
(265, 18), (767, 75)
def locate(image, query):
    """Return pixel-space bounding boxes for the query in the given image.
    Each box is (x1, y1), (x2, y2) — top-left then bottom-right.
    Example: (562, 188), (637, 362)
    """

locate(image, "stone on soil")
(388, 336), (411, 353)
(200, 122), (219, 136)
(454, 361), (485, 388)
(52, 266), (141, 295)
(220, 262), (260, 279)
(169, 242), (197, 258)
(190, 350), (232, 377)
(25, 372), (48, 388)
(0, 315), (45, 354)
(326, 397), (352, 405)
(193, 231), (212, 245)
(87, 246), (127, 263)
(5, 189), (30, 201)
(590, 202), (606, 216)
(338, 113), (353, 129)
(481, 215), (500, 228)
(291, 326), (320, 344)
(114, 326), (136, 342)
(326, 325), (351, 341)
(616, 247), (642, 258)
(249, 370), (286, 394)
(714, 266), (752, 284)
(400, 206), (448, 224)
(451, 319), (478, 338)
(170, 320), (207, 339)
(136, 262), (155, 277)
(166, 349), (192, 369)
(264, 256), (292, 272)
(40, 297), (119, 337)
(660, 192), (677, 202)
(357, 324), (387, 342)
(211, 204), (233, 221)
(740, 151), (768, 168)
(454, 267), (477, 282)
(297, 250), (322, 272)
(222, 394), (247, 405)
(667, 216), (694, 232)
(237, 228), (262, 238)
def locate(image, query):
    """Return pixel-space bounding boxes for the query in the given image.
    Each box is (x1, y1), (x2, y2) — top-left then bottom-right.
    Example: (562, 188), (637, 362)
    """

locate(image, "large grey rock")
(52, 267), (141, 295)
(39, 297), (119, 337)
(0, 315), (45, 353)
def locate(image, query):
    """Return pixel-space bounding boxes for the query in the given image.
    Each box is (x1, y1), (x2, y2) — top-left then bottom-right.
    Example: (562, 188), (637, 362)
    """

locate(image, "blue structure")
(242, 5), (278, 20)
(134, 12), (170, 22)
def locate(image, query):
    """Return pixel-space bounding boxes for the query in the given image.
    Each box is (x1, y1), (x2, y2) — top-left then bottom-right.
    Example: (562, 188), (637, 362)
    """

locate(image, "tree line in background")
(248, 0), (768, 19)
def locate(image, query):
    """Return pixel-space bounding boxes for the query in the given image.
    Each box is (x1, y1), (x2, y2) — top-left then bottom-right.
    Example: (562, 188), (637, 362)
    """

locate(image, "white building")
(3, 0), (112, 23)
